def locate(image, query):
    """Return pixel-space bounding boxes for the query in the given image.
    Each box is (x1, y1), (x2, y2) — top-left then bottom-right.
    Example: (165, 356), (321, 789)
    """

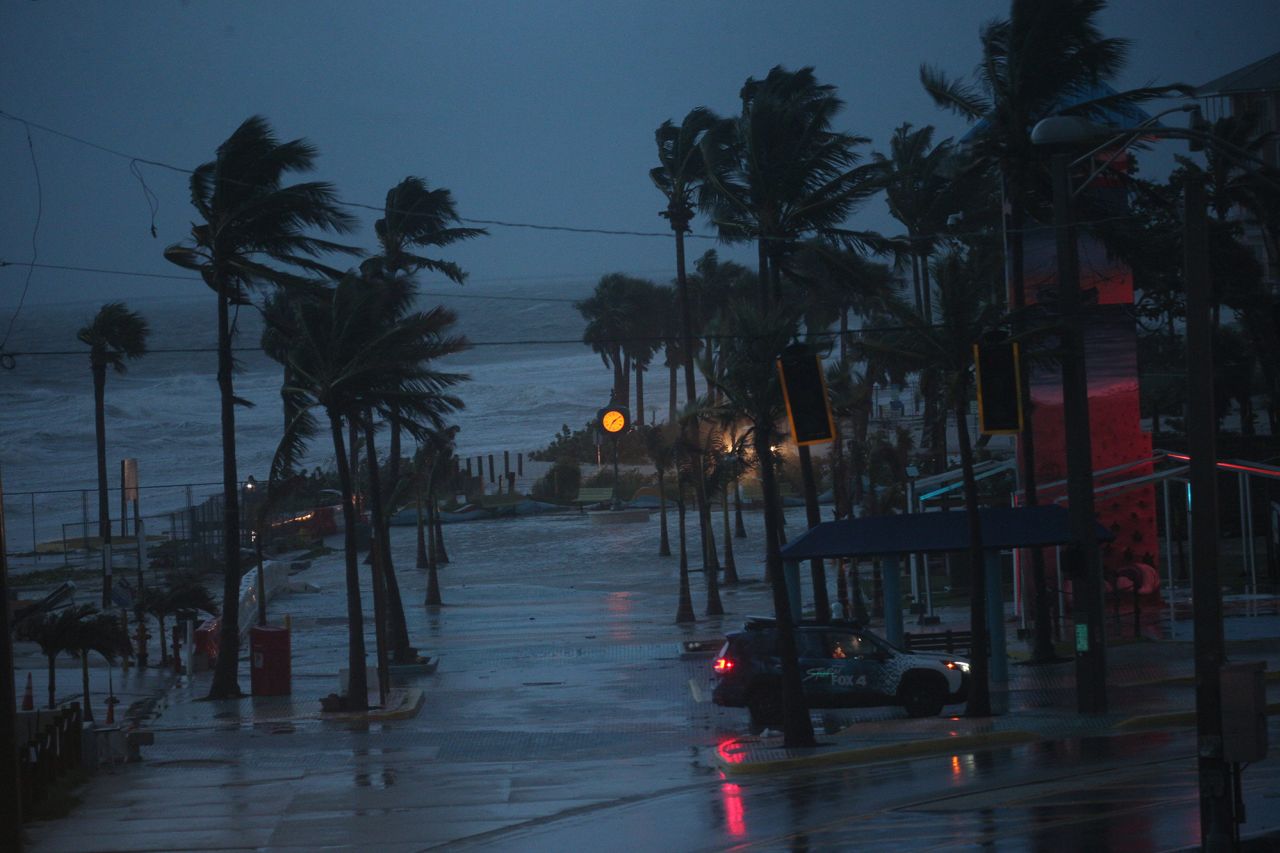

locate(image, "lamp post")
(1032, 110), (1244, 849)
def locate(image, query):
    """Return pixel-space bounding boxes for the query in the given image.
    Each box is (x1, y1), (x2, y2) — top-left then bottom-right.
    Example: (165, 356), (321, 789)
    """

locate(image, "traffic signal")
(973, 339), (1023, 434)
(776, 344), (835, 445)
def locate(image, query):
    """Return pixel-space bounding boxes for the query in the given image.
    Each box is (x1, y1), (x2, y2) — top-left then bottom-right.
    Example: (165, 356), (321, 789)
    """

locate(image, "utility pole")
(1184, 179), (1232, 849)
(1051, 152), (1107, 713)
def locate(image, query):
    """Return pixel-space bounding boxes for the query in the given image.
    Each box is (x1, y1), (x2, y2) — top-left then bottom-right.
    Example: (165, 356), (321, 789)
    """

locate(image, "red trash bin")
(250, 625), (292, 696)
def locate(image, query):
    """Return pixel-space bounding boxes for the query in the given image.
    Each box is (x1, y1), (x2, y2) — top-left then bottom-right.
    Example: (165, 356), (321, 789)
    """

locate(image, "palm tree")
(701, 66), (885, 310)
(416, 425), (460, 605)
(270, 273), (468, 710)
(69, 610), (130, 723)
(920, 1), (1181, 662)
(860, 249), (1004, 717)
(709, 301), (815, 747)
(164, 116), (359, 699)
(19, 604), (94, 710)
(641, 423), (675, 559)
(77, 303), (149, 609)
(360, 177), (485, 638)
(577, 273), (642, 403)
(137, 574), (216, 668)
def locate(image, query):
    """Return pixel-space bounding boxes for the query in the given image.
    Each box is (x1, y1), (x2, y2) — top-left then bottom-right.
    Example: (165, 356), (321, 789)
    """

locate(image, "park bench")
(903, 629), (973, 655)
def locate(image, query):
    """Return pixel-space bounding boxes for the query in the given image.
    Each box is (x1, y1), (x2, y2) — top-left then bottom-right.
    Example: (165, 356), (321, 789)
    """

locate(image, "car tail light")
(713, 657), (735, 674)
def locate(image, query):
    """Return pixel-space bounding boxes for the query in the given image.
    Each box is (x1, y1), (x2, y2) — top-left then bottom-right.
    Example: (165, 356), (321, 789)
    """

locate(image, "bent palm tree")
(164, 116), (359, 699)
(78, 303), (149, 609)
(270, 273), (468, 710)
(20, 605), (94, 710)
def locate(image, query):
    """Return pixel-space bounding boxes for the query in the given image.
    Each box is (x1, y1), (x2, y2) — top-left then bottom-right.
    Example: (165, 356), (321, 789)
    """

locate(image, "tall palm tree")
(77, 303), (149, 609)
(920, 1), (1181, 662)
(270, 273), (468, 710)
(860, 249), (1004, 717)
(702, 66), (884, 618)
(164, 116), (358, 699)
(709, 301), (815, 747)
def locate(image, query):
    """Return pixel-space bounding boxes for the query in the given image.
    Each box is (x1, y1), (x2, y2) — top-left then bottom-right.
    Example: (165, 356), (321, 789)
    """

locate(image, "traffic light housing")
(973, 339), (1023, 435)
(776, 344), (835, 445)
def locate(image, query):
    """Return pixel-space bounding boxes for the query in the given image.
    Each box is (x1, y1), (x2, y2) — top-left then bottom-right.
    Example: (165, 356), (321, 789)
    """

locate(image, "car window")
(823, 632), (867, 659)
(794, 632), (828, 658)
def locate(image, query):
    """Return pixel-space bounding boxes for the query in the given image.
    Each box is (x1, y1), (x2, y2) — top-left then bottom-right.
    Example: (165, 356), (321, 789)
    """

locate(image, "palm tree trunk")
(955, 391), (991, 717)
(209, 286), (243, 700)
(363, 415), (411, 665)
(93, 364), (112, 610)
(434, 508), (449, 565)
(657, 469), (671, 557)
(668, 362), (678, 423)
(425, 487), (442, 606)
(80, 655), (93, 722)
(734, 480), (746, 538)
(797, 445), (829, 621)
(755, 427), (815, 748)
(360, 421), (392, 702)
(674, 489), (694, 623)
(635, 363), (645, 426)
(415, 483), (428, 569)
(47, 654), (56, 710)
(721, 482), (738, 584)
(329, 412), (368, 711)
(671, 223), (718, 614)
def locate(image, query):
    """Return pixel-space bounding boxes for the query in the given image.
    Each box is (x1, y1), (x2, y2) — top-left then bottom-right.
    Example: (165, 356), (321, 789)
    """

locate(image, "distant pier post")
(517, 453), (523, 477)
(488, 455), (495, 483)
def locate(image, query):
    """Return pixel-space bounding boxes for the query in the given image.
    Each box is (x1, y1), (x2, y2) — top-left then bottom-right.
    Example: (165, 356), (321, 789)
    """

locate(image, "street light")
(1031, 109), (1232, 848)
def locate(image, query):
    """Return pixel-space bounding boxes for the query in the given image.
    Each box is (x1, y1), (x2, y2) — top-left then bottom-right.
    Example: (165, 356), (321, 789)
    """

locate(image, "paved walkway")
(11, 506), (1280, 850)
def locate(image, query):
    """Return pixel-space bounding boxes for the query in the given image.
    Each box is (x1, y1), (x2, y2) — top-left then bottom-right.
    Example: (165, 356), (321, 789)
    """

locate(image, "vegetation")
(77, 302), (149, 608)
(165, 115), (359, 700)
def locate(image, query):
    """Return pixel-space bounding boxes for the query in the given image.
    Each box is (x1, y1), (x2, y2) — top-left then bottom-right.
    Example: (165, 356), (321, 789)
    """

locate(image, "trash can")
(250, 625), (291, 696)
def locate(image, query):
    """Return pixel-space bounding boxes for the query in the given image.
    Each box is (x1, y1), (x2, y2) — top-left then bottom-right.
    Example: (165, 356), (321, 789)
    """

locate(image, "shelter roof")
(1197, 51), (1280, 97)
(779, 505), (1113, 560)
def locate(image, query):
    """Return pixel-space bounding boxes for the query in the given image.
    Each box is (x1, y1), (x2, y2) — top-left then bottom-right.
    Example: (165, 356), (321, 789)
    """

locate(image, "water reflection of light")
(717, 737), (746, 765)
(721, 782), (747, 837)
(951, 755), (962, 779)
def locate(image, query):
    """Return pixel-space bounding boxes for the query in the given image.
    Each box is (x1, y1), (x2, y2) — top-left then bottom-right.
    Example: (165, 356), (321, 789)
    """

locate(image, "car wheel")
(899, 672), (947, 718)
(746, 685), (783, 731)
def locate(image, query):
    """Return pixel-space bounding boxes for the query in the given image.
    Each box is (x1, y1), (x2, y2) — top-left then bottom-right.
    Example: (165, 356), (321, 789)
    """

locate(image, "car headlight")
(943, 660), (970, 673)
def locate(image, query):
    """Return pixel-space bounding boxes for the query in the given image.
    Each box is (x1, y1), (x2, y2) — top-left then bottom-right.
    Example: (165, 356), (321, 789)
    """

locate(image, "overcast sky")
(1, 1), (1276, 315)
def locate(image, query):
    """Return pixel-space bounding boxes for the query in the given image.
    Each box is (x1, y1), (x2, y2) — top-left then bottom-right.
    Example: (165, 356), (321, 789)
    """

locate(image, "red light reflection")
(721, 782), (747, 837)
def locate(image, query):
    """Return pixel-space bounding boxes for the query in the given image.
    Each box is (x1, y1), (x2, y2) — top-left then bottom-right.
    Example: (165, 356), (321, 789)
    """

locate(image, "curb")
(712, 729), (1040, 776)
(1117, 701), (1280, 731)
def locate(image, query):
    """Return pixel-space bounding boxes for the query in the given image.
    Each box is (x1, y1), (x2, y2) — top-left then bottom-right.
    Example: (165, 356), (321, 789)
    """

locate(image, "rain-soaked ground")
(16, 505), (1280, 851)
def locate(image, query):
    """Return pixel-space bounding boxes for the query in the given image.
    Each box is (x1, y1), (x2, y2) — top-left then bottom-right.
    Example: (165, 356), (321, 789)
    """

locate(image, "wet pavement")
(12, 506), (1280, 851)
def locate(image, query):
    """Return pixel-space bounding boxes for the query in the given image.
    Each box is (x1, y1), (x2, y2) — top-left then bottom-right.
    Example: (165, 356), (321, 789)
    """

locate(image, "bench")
(903, 630), (973, 654)
(574, 487), (615, 506)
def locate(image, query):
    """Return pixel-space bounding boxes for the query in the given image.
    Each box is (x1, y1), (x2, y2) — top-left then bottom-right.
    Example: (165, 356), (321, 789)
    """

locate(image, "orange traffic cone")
(21, 673), (34, 711)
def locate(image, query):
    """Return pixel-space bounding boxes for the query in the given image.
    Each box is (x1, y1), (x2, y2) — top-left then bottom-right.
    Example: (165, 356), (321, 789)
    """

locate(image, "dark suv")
(712, 618), (969, 728)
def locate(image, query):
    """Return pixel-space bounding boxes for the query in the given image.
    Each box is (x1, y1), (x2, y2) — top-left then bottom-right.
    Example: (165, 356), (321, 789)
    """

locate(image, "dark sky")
(1, 1), (1276, 312)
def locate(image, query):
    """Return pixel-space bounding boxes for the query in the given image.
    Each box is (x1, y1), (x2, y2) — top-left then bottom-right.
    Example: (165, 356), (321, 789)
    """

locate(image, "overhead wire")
(1, 118), (44, 351)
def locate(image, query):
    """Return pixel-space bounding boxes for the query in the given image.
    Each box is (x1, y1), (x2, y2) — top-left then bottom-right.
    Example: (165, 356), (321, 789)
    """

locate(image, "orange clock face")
(601, 409), (627, 433)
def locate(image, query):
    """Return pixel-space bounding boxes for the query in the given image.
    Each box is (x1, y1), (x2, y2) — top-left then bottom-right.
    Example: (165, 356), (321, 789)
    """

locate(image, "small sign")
(1075, 624), (1089, 652)
(122, 458), (140, 502)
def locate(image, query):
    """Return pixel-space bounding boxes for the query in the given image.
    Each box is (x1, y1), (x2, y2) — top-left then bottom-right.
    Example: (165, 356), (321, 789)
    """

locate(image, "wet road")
(20, 508), (1280, 851)
(474, 725), (1280, 851)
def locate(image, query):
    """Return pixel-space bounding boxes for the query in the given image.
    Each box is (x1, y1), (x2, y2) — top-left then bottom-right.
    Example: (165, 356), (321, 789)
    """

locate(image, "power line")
(2, 120), (43, 351)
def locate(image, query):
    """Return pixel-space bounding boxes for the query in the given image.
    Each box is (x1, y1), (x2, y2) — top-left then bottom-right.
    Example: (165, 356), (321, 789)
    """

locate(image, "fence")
(16, 703), (83, 810)
(2, 480), (241, 571)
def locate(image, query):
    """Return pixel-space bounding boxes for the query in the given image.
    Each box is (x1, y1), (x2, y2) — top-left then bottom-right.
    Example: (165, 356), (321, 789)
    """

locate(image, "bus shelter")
(780, 505), (1114, 686)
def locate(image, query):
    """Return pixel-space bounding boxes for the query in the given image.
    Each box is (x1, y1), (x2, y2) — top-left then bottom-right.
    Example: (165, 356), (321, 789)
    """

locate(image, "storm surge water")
(0, 277), (641, 551)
